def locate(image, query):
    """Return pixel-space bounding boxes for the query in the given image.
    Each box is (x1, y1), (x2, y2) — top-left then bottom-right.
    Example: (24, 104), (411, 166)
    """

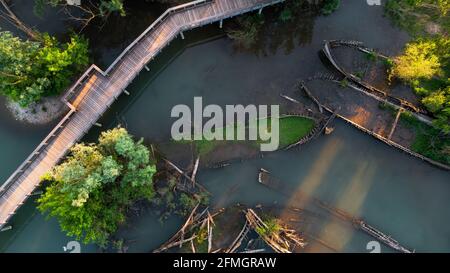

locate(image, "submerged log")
(0, 0), (40, 40)
(162, 157), (210, 194)
(245, 209), (306, 253)
(153, 203), (201, 253)
(191, 157), (200, 187)
(258, 169), (414, 253)
(225, 220), (251, 253)
(280, 94), (300, 104)
(153, 205), (224, 253)
(299, 82), (323, 114)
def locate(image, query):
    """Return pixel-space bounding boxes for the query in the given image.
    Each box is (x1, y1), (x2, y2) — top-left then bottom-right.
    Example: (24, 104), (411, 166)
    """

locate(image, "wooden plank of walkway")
(0, 0), (286, 229)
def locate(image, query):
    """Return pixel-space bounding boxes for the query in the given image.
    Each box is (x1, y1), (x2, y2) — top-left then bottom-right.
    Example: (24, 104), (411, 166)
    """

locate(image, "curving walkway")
(0, 0), (286, 230)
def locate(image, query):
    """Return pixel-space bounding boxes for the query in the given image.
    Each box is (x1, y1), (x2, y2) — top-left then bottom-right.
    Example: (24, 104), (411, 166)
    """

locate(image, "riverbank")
(6, 97), (66, 125)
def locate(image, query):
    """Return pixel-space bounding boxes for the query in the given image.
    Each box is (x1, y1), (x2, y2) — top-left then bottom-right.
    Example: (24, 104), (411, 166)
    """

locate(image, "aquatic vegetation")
(321, 0), (340, 16)
(365, 51), (378, 62)
(225, 0), (319, 55)
(37, 127), (157, 247)
(339, 78), (349, 88)
(255, 217), (282, 238)
(153, 176), (209, 222)
(226, 14), (265, 49)
(279, 8), (294, 22)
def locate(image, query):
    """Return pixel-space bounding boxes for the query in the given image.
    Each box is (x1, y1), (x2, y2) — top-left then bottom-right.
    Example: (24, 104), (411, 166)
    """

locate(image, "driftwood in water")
(245, 209), (306, 253)
(299, 82), (323, 114)
(0, 0), (40, 40)
(280, 94), (300, 104)
(153, 203), (202, 253)
(191, 157), (200, 187)
(190, 239), (196, 253)
(241, 249), (266, 253)
(299, 80), (450, 171)
(154, 205), (223, 253)
(323, 40), (429, 116)
(162, 157), (210, 194)
(224, 220), (251, 253)
(258, 169), (414, 253)
(388, 108), (403, 140)
(316, 199), (414, 253)
(318, 100), (450, 171)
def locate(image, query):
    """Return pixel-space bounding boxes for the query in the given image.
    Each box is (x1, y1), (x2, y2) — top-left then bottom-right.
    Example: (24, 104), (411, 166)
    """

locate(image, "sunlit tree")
(0, 31), (89, 106)
(38, 127), (157, 246)
(392, 40), (441, 81)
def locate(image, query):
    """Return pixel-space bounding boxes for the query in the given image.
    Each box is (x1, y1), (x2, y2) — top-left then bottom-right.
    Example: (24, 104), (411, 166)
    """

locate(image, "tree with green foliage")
(38, 127), (157, 246)
(34, 0), (126, 19)
(391, 39), (441, 81)
(34, 0), (191, 27)
(391, 37), (450, 133)
(385, 0), (450, 35)
(0, 30), (89, 107)
(321, 0), (340, 16)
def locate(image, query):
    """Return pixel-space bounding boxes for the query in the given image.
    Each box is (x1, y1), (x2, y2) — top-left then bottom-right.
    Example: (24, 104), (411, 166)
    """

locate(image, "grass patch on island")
(177, 116), (316, 156)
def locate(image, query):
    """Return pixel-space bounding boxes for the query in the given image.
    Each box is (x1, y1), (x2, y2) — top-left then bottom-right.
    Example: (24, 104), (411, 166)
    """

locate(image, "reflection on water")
(314, 161), (376, 252)
(227, 1), (319, 56)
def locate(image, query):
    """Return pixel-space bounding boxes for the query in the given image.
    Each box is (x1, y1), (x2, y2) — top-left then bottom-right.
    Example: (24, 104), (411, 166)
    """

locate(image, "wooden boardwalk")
(0, 0), (285, 229)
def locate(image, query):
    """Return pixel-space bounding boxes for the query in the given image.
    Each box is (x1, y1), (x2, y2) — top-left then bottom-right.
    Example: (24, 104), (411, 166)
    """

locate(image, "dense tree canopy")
(0, 31), (89, 106)
(38, 127), (157, 246)
(391, 37), (450, 133)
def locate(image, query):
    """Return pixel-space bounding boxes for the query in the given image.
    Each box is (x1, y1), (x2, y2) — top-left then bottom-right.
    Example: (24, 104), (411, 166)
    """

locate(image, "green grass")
(178, 116), (316, 156)
(255, 217), (282, 238)
(400, 112), (450, 165)
(277, 116), (316, 147)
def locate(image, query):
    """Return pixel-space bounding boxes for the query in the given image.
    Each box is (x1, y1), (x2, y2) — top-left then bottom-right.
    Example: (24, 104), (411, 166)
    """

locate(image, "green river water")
(0, 0), (449, 252)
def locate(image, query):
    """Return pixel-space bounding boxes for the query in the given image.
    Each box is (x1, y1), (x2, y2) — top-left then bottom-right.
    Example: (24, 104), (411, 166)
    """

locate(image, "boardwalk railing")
(104, 0), (212, 75)
(0, 0), (286, 230)
(0, 110), (74, 195)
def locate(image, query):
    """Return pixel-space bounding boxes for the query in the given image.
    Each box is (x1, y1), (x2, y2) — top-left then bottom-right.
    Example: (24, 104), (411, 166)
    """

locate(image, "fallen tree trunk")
(245, 209), (306, 253)
(0, 0), (40, 40)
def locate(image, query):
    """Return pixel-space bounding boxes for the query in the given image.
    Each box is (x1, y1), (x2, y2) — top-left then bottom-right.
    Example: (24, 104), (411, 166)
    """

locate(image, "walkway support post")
(219, 19), (223, 28)
(259, 7), (263, 15)
(144, 65), (150, 71)
(124, 90), (130, 96)
(180, 31), (185, 40)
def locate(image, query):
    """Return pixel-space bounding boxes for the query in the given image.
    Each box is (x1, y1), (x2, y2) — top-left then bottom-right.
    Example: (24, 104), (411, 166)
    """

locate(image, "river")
(0, 0), (449, 253)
